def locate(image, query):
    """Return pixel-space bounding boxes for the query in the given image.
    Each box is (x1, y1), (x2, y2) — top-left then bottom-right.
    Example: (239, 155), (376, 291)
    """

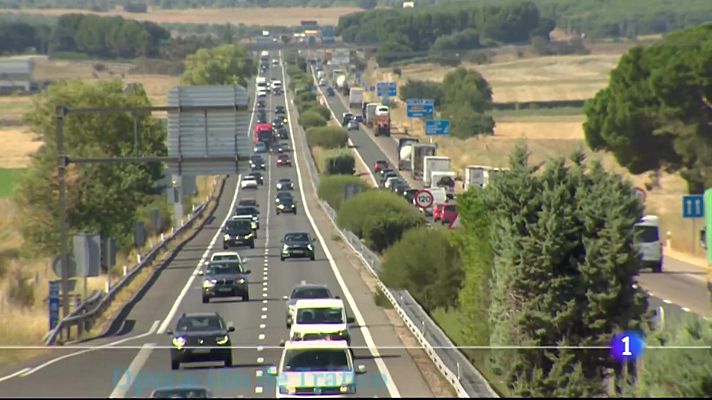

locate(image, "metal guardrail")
(44, 176), (226, 345)
(285, 69), (498, 398)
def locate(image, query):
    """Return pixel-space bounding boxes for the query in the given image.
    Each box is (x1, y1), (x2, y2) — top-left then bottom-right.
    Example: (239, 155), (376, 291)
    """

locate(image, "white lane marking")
(108, 343), (156, 398)
(16, 320), (160, 378)
(261, 315), (267, 319)
(281, 53), (401, 398)
(263, 281), (269, 286)
(0, 368), (29, 383)
(262, 300), (268, 304)
(682, 307), (692, 312)
(260, 324), (266, 329)
(258, 334), (266, 341)
(663, 299), (672, 304)
(256, 370), (264, 377)
(263, 287), (268, 292)
(262, 307), (268, 312)
(255, 387), (263, 394)
(262, 293), (268, 298)
(257, 357), (264, 364)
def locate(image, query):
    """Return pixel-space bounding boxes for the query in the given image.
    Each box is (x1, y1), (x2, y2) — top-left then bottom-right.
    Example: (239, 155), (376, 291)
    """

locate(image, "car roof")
(278, 154), (289, 158)
(284, 340), (349, 350)
(294, 298), (344, 308)
(376, 160), (387, 163)
(243, 176), (257, 180)
(278, 191), (293, 196)
(212, 251), (240, 257)
(292, 282), (329, 291)
(181, 311), (220, 319)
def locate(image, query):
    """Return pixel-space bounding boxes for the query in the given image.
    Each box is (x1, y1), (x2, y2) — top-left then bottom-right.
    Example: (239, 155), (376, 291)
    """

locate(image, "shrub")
(306, 105), (331, 121)
(296, 91), (317, 105)
(320, 148), (355, 176)
(297, 100), (318, 115)
(380, 227), (463, 311)
(337, 190), (425, 252)
(317, 175), (371, 211)
(306, 126), (349, 149)
(299, 111), (327, 128)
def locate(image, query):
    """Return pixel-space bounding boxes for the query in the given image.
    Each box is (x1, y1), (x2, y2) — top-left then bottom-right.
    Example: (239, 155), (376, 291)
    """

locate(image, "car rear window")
(293, 288), (331, 299)
(444, 205), (457, 212)
(635, 225), (659, 243)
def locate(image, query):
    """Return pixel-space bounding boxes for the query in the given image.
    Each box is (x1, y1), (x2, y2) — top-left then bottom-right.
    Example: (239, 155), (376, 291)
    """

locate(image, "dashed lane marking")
(262, 300), (268, 304)
(663, 299), (672, 304)
(258, 334), (265, 340)
(262, 293), (268, 298)
(260, 324), (266, 329)
(263, 287), (268, 292)
(257, 357), (264, 364)
(682, 307), (692, 312)
(257, 346), (264, 352)
(255, 387), (263, 394)
(262, 307), (268, 312)
(256, 370), (264, 377)
(261, 315), (267, 319)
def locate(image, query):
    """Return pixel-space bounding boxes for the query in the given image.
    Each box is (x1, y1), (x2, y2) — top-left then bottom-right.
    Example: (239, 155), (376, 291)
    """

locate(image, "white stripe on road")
(0, 368), (30, 383)
(682, 307), (691, 312)
(663, 299), (672, 304)
(15, 320), (160, 379)
(108, 343), (156, 398)
(258, 334), (265, 341)
(280, 53), (401, 398)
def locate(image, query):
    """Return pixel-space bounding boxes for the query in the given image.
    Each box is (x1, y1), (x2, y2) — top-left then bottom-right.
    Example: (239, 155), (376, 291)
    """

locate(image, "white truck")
(463, 165), (509, 189)
(410, 143), (438, 180)
(348, 87), (364, 110)
(431, 171), (457, 193)
(423, 156), (451, 187)
(364, 103), (379, 127)
(335, 75), (347, 90)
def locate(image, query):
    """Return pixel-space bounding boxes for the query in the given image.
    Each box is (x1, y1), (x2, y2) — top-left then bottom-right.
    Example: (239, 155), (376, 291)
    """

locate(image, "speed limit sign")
(414, 189), (434, 209)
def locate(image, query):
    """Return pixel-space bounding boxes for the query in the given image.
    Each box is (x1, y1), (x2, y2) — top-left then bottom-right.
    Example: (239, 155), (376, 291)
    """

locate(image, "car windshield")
(278, 193), (293, 199)
(248, 173), (261, 179)
(226, 220), (252, 232)
(176, 316), (225, 332)
(292, 287), (331, 299)
(151, 388), (210, 398)
(284, 349), (350, 372)
(296, 307), (344, 324)
(235, 207), (258, 215)
(251, 156), (263, 162)
(212, 254), (238, 262)
(205, 261), (244, 275)
(635, 225), (659, 243)
(279, 179), (291, 183)
(285, 233), (309, 243)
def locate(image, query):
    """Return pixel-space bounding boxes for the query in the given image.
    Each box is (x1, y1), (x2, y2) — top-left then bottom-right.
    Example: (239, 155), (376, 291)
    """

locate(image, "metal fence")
(44, 176), (227, 345)
(285, 74), (498, 398)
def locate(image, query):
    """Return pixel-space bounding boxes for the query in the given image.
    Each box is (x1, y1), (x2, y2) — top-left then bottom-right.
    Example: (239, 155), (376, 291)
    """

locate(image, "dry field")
(2, 6), (360, 26)
(363, 46), (701, 259)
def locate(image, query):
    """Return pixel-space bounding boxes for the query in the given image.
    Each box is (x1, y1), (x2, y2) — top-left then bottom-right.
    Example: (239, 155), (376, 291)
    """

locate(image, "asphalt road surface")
(0, 53), (433, 398)
(316, 64), (712, 332)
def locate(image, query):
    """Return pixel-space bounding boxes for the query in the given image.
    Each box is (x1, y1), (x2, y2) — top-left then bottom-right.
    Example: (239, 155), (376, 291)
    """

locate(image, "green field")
(0, 168), (25, 197)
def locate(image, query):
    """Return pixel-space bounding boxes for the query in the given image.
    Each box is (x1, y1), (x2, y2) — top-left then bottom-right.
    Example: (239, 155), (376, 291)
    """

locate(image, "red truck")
(254, 123), (274, 145)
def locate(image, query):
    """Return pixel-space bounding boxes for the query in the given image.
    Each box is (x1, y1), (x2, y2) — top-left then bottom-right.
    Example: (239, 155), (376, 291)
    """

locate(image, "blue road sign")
(683, 194), (704, 218)
(425, 119), (451, 136)
(377, 82), (397, 97)
(49, 280), (61, 330)
(368, 86), (375, 92)
(406, 99), (435, 118)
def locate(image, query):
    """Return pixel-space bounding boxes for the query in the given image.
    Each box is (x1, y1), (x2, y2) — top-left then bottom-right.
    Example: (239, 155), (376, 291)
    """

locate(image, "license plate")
(192, 349), (210, 354)
(292, 250), (303, 254)
(218, 287), (232, 292)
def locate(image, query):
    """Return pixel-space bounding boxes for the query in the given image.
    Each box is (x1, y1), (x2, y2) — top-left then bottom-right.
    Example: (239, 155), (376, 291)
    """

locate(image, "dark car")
(276, 196), (297, 215)
(222, 219), (255, 249)
(238, 199), (258, 209)
(234, 206), (260, 229)
(199, 260), (251, 303)
(276, 154), (291, 166)
(280, 232), (316, 261)
(341, 112), (353, 127)
(276, 178), (293, 191)
(166, 312), (235, 370)
(246, 172), (264, 185)
(149, 386), (213, 398)
(272, 120), (285, 130)
(272, 87), (283, 96)
(276, 127), (289, 139)
(271, 142), (285, 153)
(403, 188), (418, 204)
(379, 168), (394, 177)
(283, 283), (335, 328)
(275, 191), (293, 205)
(256, 114), (268, 124)
(250, 155), (266, 170)
(326, 87), (335, 97)
(354, 115), (364, 123)
(275, 105), (286, 114)
(392, 182), (409, 195)
(256, 100), (266, 109)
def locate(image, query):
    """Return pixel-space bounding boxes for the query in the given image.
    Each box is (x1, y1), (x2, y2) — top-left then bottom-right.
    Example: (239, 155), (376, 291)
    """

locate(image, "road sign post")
(683, 194), (705, 256)
(414, 189), (434, 209)
(706, 189), (712, 264)
(425, 120), (450, 136)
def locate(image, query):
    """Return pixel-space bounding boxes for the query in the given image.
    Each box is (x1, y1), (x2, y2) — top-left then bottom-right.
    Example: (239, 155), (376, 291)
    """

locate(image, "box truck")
(397, 137), (420, 170)
(349, 87), (364, 109)
(411, 143), (438, 179)
(463, 165), (509, 189)
(423, 156), (451, 187)
(364, 103), (379, 127)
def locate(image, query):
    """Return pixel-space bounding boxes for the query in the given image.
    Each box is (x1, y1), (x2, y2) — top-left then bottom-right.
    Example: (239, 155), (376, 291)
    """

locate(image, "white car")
(267, 340), (366, 398)
(272, 80), (283, 89)
(241, 177), (258, 189)
(272, 59), (279, 65)
(257, 90), (268, 98)
(210, 251), (243, 264)
(289, 298), (354, 345)
(318, 78), (327, 87)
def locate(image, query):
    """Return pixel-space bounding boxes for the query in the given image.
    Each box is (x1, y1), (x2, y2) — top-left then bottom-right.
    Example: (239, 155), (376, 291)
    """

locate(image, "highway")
(0, 53), (433, 398)
(315, 63), (712, 330)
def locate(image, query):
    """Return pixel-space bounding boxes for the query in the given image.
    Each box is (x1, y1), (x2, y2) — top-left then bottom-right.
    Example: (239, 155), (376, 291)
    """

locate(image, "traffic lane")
(636, 269), (711, 317)
(0, 176), (241, 397)
(121, 173), (272, 398)
(285, 67), (422, 397)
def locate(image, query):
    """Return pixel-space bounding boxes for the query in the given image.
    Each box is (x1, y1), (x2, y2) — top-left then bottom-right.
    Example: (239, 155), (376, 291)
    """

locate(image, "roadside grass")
(0, 168), (26, 197)
(431, 307), (509, 397)
(0, 97), (33, 124)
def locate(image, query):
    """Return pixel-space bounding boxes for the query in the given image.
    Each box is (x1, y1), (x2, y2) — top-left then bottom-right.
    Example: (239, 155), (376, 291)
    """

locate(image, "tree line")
(584, 23), (712, 194)
(336, 1), (551, 65)
(398, 68), (495, 138)
(0, 0), (392, 9)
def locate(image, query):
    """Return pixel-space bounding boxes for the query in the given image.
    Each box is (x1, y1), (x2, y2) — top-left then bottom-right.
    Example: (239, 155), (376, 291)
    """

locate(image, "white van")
(634, 215), (663, 272)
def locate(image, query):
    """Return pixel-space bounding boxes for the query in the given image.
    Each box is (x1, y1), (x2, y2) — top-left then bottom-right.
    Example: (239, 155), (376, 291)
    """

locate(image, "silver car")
(283, 282), (335, 328)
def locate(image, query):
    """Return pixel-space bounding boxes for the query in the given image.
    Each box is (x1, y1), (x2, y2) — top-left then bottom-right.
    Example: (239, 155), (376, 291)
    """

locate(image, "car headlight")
(251, 222), (257, 229)
(216, 335), (229, 345)
(245, 233), (253, 239)
(252, 216), (258, 221)
(224, 234), (231, 240)
(172, 337), (186, 349)
(278, 204), (285, 209)
(238, 278), (246, 284)
(203, 279), (216, 288)
(282, 244), (289, 252)
(340, 385), (355, 394)
(307, 244), (313, 251)
(278, 386), (297, 395)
